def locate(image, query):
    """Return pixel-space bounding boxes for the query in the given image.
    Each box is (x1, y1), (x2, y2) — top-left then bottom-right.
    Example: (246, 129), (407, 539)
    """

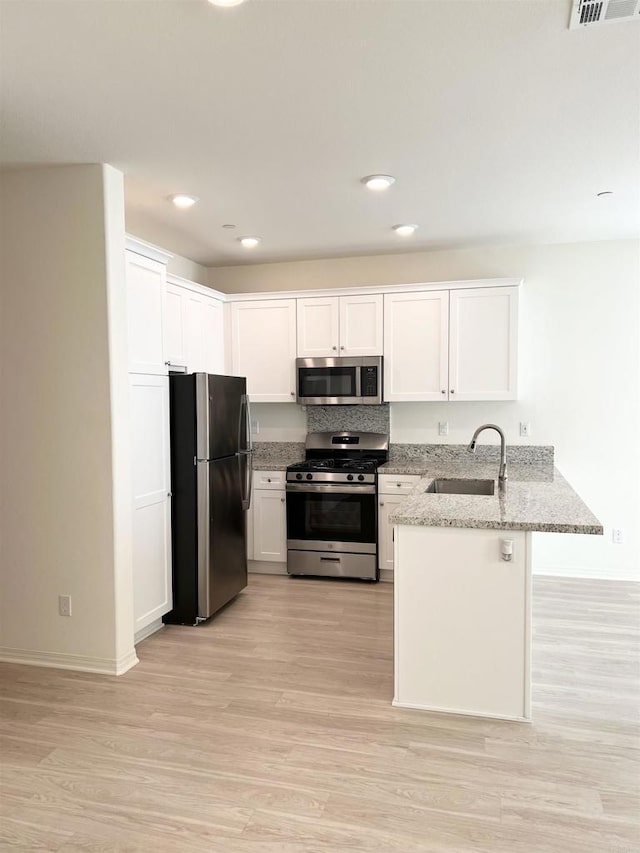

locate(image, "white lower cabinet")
(248, 471), (287, 563)
(251, 489), (287, 562)
(378, 475), (421, 573)
(129, 374), (172, 635)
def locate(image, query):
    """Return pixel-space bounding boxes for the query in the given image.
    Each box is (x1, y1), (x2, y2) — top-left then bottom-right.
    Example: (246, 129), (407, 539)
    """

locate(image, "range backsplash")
(306, 404), (390, 435)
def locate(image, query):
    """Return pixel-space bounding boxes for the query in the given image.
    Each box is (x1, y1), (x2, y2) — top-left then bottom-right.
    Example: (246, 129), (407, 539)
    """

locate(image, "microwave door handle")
(355, 364), (362, 400)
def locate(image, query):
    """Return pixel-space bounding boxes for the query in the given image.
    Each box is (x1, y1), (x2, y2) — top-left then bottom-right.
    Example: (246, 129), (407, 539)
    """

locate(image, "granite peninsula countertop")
(387, 462), (603, 535)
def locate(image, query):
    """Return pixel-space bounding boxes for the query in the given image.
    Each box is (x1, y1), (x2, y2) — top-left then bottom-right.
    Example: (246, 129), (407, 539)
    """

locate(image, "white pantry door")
(129, 374), (172, 634)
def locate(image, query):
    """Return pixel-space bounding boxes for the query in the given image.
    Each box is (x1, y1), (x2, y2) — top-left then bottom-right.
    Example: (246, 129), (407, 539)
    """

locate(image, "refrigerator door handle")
(240, 450), (253, 511)
(238, 393), (252, 454)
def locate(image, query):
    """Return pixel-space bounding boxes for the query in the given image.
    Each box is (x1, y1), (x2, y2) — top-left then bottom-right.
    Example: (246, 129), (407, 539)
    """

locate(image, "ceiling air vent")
(570, 0), (640, 27)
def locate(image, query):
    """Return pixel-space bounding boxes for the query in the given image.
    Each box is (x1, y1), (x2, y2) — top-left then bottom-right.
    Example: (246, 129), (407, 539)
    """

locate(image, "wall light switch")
(519, 422), (531, 438)
(438, 421), (449, 436)
(612, 528), (624, 544)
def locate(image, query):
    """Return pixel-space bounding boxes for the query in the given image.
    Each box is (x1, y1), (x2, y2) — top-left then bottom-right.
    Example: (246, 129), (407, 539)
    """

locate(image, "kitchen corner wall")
(219, 239), (640, 582)
(0, 164), (137, 673)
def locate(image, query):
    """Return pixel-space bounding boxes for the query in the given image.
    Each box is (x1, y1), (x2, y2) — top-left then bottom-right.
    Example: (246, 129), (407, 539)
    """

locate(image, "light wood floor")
(1, 575), (639, 852)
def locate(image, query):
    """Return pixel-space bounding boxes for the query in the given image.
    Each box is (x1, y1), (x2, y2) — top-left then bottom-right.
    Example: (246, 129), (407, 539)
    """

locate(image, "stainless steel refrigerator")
(163, 373), (252, 625)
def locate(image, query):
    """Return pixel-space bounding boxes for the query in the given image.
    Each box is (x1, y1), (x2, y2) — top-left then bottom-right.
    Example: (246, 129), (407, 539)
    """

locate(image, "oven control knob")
(347, 474), (354, 481)
(357, 474), (365, 481)
(306, 473), (313, 480)
(296, 473), (303, 480)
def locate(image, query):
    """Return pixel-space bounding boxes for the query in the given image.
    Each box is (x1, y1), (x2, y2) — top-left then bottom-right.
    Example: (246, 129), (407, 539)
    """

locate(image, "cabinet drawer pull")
(320, 556), (340, 562)
(396, 483), (402, 487)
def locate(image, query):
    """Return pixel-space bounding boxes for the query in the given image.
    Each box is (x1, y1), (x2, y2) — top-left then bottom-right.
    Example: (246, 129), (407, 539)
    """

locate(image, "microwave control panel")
(361, 366), (378, 397)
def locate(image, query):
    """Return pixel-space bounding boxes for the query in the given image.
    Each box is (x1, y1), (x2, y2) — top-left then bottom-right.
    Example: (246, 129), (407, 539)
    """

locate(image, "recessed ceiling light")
(239, 236), (261, 248)
(207, 0), (246, 6)
(361, 174), (396, 191)
(596, 190), (613, 197)
(392, 224), (418, 236)
(169, 194), (199, 209)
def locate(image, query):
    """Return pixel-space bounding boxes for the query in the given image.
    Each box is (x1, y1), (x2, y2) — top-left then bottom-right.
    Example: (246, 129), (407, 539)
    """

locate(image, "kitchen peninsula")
(386, 442), (603, 722)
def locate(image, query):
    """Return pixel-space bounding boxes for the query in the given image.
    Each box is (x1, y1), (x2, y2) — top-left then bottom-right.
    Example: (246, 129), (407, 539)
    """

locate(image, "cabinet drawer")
(378, 474), (421, 495)
(253, 470), (286, 490)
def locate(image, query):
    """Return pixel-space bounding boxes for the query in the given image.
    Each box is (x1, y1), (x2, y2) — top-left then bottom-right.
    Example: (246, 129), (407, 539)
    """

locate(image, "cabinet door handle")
(379, 501), (384, 506)
(441, 389), (446, 394)
(450, 389), (455, 394)
(280, 497), (285, 503)
(167, 491), (172, 498)
(267, 478), (271, 482)
(340, 346), (345, 351)
(290, 391), (295, 396)
(165, 360), (171, 366)
(332, 346), (337, 351)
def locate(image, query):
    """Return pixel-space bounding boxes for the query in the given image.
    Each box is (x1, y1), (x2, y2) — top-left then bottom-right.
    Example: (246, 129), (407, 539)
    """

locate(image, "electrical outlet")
(58, 595), (72, 617)
(612, 528), (624, 544)
(438, 421), (449, 436)
(251, 420), (259, 435)
(519, 422), (531, 438)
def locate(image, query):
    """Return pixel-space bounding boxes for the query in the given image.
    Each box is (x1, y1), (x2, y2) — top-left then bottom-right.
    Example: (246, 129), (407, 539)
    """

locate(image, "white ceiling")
(1, 0), (639, 266)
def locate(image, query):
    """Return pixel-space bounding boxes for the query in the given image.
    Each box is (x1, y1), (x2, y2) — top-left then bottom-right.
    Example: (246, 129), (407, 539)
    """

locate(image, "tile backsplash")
(306, 404), (390, 435)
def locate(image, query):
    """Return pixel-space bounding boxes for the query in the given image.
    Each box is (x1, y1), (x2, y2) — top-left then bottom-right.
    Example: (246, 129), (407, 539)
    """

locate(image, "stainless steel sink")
(426, 478), (495, 495)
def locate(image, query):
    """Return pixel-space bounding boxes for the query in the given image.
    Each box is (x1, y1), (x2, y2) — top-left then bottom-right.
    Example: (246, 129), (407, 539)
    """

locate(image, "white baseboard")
(391, 698), (530, 723)
(134, 618), (164, 645)
(0, 646), (139, 676)
(248, 560), (288, 575)
(533, 565), (640, 583)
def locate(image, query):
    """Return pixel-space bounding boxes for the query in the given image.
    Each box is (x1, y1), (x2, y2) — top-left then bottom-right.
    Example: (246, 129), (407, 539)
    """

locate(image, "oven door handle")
(285, 483), (376, 495)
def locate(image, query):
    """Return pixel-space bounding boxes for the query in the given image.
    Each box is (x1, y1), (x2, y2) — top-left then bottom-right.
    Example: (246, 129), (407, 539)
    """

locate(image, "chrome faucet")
(467, 424), (508, 494)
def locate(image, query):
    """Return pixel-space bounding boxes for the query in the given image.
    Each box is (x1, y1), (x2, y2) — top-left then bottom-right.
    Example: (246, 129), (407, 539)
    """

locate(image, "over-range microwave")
(296, 356), (383, 405)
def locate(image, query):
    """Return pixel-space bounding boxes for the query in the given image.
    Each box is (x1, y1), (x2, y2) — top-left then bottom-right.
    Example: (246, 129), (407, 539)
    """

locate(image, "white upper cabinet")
(231, 299), (297, 402)
(297, 294), (383, 357)
(384, 285), (519, 402)
(163, 279), (225, 374)
(164, 283), (186, 368)
(383, 291), (449, 401)
(200, 297), (225, 374)
(339, 294), (384, 356)
(126, 250), (167, 375)
(448, 286), (519, 401)
(296, 297), (340, 357)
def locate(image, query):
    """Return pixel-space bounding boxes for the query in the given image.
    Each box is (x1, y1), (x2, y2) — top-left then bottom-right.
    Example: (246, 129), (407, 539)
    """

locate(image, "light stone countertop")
(388, 463), (603, 535)
(252, 441), (304, 471)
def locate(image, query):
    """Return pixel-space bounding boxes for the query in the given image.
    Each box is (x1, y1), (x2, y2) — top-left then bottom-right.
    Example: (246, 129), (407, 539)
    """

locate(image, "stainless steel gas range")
(285, 431), (389, 581)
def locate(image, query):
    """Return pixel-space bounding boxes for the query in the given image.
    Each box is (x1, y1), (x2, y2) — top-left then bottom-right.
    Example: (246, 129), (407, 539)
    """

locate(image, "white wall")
(0, 164), (137, 673)
(213, 239), (640, 581)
